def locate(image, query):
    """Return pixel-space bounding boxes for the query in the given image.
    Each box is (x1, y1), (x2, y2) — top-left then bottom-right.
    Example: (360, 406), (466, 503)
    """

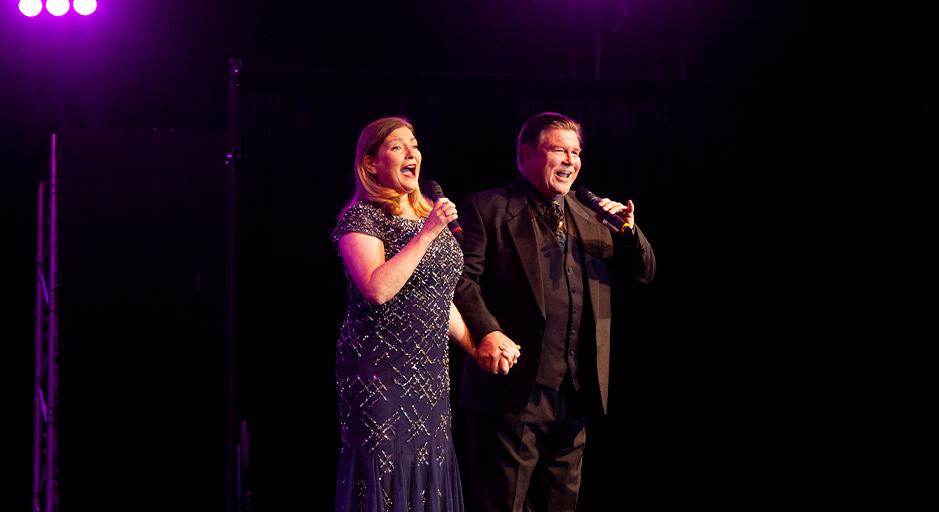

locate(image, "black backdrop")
(232, 68), (818, 510)
(54, 128), (229, 510)
(2, 3), (931, 510)
(12, 67), (926, 511)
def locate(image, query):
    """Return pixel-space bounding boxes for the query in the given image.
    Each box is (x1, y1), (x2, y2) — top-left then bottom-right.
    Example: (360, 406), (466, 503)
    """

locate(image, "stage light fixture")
(19, 0), (43, 17)
(73, 0), (95, 15)
(46, 0), (70, 16)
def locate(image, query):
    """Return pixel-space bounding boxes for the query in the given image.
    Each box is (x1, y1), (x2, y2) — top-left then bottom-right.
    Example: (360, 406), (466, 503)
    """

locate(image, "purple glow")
(46, 0), (70, 16)
(74, 0), (96, 16)
(19, 0), (42, 17)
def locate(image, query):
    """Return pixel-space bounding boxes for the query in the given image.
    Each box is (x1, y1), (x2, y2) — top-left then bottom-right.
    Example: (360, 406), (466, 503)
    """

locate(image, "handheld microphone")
(421, 179), (464, 242)
(575, 187), (632, 233)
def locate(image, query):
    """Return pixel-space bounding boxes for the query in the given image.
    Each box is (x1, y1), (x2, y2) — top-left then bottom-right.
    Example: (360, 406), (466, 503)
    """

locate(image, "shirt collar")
(519, 177), (565, 210)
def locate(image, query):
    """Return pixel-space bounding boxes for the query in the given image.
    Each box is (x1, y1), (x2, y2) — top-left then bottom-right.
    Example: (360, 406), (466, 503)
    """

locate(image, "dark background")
(1, 1), (929, 510)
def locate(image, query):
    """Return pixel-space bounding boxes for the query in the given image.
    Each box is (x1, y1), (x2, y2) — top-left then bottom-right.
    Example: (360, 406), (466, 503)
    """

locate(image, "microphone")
(575, 187), (632, 233)
(421, 179), (464, 242)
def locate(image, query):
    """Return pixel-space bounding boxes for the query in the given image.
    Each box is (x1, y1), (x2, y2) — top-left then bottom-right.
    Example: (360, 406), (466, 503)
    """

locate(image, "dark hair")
(516, 112), (583, 168)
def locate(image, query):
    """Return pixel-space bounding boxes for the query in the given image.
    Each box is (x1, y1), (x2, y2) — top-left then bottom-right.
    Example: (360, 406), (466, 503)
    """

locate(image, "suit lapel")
(506, 183), (546, 319)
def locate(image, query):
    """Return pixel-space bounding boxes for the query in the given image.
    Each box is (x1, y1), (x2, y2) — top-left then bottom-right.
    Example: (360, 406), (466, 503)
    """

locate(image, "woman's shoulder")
(333, 200), (387, 241)
(340, 200), (387, 220)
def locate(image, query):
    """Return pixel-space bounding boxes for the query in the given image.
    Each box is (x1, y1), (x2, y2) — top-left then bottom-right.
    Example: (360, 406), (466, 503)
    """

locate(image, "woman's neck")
(396, 195), (420, 220)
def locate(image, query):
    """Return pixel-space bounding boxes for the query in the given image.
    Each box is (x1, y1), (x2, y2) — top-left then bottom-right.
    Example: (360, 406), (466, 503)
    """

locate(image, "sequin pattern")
(332, 201), (464, 512)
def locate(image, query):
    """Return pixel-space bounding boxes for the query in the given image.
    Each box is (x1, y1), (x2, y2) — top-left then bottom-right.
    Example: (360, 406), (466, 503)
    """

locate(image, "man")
(454, 112), (656, 511)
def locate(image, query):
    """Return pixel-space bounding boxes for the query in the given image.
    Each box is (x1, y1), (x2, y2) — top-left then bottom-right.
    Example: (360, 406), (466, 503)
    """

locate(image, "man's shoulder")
(463, 181), (519, 207)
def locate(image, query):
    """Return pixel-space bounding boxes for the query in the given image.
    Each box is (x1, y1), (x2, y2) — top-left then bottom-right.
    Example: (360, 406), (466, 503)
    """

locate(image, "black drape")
(232, 68), (825, 509)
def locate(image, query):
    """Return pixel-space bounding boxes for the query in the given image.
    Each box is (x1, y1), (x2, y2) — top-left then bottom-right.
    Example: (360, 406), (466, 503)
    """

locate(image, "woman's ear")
(363, 155), (377, 174)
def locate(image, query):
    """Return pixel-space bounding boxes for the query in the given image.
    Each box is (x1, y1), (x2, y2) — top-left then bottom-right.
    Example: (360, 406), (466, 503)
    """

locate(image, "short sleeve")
(331, 201), (385, 244)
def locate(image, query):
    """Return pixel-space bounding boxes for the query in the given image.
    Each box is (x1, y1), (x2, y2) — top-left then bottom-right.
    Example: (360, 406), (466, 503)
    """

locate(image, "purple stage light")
(74, 0), (96, 16)
(46, 0), (70, 16)
(19, 0), (43, 17)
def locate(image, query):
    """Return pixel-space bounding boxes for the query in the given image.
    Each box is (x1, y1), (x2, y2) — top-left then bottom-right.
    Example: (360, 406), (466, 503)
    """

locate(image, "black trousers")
(465, 379), (588, 512)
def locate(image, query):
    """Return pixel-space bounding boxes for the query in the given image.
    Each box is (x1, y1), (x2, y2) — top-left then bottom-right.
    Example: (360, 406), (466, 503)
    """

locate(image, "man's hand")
(596, 197), (635, 233)
(475, 331), (521, 375)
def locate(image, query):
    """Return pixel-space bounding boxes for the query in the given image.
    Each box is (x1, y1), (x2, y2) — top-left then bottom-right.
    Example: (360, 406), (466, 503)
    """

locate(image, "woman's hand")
(420, 197), (458, 239)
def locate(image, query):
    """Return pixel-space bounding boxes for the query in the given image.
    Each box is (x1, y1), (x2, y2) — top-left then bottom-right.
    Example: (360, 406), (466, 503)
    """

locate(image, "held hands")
(595, 197), (636, 233)
(474, 331), (522, 375)
(421, 197), (459, 238)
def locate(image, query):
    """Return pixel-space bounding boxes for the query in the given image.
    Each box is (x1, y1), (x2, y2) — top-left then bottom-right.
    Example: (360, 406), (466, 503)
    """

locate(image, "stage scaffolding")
(33, 133), (59, 512)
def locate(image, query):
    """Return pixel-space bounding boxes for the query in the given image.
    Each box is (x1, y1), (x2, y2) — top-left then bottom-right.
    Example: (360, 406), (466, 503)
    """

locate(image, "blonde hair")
(346, 116), (432, 218)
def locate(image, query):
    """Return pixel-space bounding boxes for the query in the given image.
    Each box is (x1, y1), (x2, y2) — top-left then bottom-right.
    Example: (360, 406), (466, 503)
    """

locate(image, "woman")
(331, 117), (517, 511)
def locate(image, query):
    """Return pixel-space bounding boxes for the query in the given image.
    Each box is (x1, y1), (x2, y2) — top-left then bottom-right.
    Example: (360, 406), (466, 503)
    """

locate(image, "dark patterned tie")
(543, 200), (566, 246)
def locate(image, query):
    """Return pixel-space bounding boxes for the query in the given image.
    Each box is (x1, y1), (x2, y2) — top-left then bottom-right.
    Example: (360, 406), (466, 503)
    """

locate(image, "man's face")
(519, 128), (581, 198)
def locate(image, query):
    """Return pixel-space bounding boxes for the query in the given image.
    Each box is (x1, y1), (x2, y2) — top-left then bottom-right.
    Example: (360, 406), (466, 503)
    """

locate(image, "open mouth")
(554, 170), (573, 179)
(401, 164), (417, 177)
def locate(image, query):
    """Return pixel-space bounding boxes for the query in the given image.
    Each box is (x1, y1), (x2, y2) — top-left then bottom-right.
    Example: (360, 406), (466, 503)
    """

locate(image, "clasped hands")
(473, 331), (521, 375)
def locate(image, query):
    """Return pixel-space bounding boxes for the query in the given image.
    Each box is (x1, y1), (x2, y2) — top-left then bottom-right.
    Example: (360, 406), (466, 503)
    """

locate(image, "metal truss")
(33, 134), (60, 512)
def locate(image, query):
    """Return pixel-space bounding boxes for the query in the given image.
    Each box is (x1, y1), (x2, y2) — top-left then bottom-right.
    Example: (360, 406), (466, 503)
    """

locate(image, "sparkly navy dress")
(331, 201), (465, 512)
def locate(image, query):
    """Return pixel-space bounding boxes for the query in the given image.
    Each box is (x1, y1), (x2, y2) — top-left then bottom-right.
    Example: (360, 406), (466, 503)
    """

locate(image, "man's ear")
(519, 144), (534, 163)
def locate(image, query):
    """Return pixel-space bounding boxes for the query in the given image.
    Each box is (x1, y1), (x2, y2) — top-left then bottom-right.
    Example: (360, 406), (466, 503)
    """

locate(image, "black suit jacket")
(454, 178), (656, 414)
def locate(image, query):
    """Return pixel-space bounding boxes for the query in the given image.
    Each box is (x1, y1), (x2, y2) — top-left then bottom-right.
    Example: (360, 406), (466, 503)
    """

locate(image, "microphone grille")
(420, 179), (443, 199)
(575, 187), (595, 202)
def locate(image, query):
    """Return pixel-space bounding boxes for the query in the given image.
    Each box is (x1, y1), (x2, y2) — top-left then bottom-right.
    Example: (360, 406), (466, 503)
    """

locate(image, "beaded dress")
(331, 201), (464, 512)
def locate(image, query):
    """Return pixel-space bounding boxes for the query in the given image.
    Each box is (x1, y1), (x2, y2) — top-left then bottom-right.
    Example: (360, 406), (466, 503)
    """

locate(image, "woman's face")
(365, 126), (421, 195)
